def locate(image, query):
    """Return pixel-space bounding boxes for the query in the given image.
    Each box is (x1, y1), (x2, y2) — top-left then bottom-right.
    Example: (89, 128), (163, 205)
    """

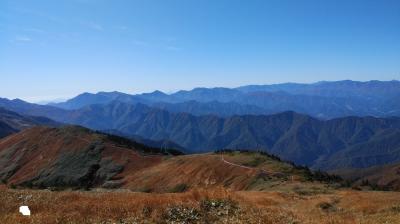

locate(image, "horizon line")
(2, 79), (398, 104)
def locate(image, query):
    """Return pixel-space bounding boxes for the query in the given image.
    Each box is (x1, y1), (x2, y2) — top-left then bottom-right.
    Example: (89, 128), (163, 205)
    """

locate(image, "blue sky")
(0, 0), (399, 102)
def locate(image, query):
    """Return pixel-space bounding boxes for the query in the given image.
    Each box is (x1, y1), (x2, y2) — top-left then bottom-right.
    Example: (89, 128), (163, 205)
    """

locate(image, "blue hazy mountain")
(7, 98), (400, 170)
(50, 80), (400, 118)
(0, 107), (60, 138)
(1, 80), (400, 171)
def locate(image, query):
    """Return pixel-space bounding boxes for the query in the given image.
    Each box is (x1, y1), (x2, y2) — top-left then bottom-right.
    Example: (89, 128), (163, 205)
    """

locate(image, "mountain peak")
(77, 92), (93, 97)
(149, 90), (167, 96)
(11, 98), (28, 103)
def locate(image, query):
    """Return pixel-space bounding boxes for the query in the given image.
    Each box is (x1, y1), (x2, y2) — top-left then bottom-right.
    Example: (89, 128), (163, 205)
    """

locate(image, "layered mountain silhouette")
(5, 99), (400, 170)
(0, 80), (399, 172)
(0, 103), (185, 152)
(0, 98), (66, 119)
(51, 80), (400, 118)
(0, 107), (59, 138)
(103, 129), (187, 152)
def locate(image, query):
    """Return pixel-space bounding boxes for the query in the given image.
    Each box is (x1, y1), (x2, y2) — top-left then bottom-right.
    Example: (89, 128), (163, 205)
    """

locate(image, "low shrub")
(169, 183), (189, 193)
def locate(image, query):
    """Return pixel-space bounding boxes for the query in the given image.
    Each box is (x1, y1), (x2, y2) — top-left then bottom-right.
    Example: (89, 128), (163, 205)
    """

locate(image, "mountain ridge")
(49, 80), (400, 118)
(0, 126), (336, 192)
(24, 100), (400, 170)
(0, 107), (60, 138)
(1, 80), (400, 172)
(2, 97), (400, 170)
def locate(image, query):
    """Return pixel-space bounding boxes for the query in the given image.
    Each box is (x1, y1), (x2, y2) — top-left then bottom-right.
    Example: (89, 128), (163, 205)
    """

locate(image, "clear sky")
(0, 0), (399, 102)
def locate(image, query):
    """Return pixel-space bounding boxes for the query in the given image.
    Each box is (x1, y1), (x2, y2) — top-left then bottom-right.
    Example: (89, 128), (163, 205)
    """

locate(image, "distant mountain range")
(0, 106), (186, 152)
(0, 80), (400, 172)
(2, 98), (400, 170)
(0, 107), (59, 138)
(102, 129), (186, 152)
(61, 103), (400, 170)
(51, 80), (400, 118)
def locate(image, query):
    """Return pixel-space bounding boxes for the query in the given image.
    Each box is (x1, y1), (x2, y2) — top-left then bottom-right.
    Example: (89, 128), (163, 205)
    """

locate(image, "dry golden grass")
(1, 184), (400, 224)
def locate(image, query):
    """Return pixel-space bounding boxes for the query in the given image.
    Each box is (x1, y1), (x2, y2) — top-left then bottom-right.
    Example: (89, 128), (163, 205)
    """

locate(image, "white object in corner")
(19, 206), (31, 216)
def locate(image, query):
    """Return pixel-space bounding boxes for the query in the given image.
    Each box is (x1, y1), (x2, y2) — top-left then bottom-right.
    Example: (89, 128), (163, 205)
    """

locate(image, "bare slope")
(0, 127), (337, 192)
(334, 163), (400, 191)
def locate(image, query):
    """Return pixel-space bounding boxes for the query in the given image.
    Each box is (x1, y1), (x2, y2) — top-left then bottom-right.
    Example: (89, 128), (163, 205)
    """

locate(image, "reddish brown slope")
(0, 126), (259, 191)
(334, 163), (400, 190)
(122, 154), (257, 192)
(0, 126), (164, 189)
(0, 126), (335, 192)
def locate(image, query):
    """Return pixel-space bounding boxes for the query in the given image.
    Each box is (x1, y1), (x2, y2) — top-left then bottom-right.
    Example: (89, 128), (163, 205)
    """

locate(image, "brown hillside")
(0, 126), (332, 192)
(0, 126), (163, 189)
(334, 163), (400, 191)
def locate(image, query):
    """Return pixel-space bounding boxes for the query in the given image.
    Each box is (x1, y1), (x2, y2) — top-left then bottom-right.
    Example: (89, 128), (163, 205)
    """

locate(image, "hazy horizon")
(1, 79), (398, 103)
(1, 0), (399, 102)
